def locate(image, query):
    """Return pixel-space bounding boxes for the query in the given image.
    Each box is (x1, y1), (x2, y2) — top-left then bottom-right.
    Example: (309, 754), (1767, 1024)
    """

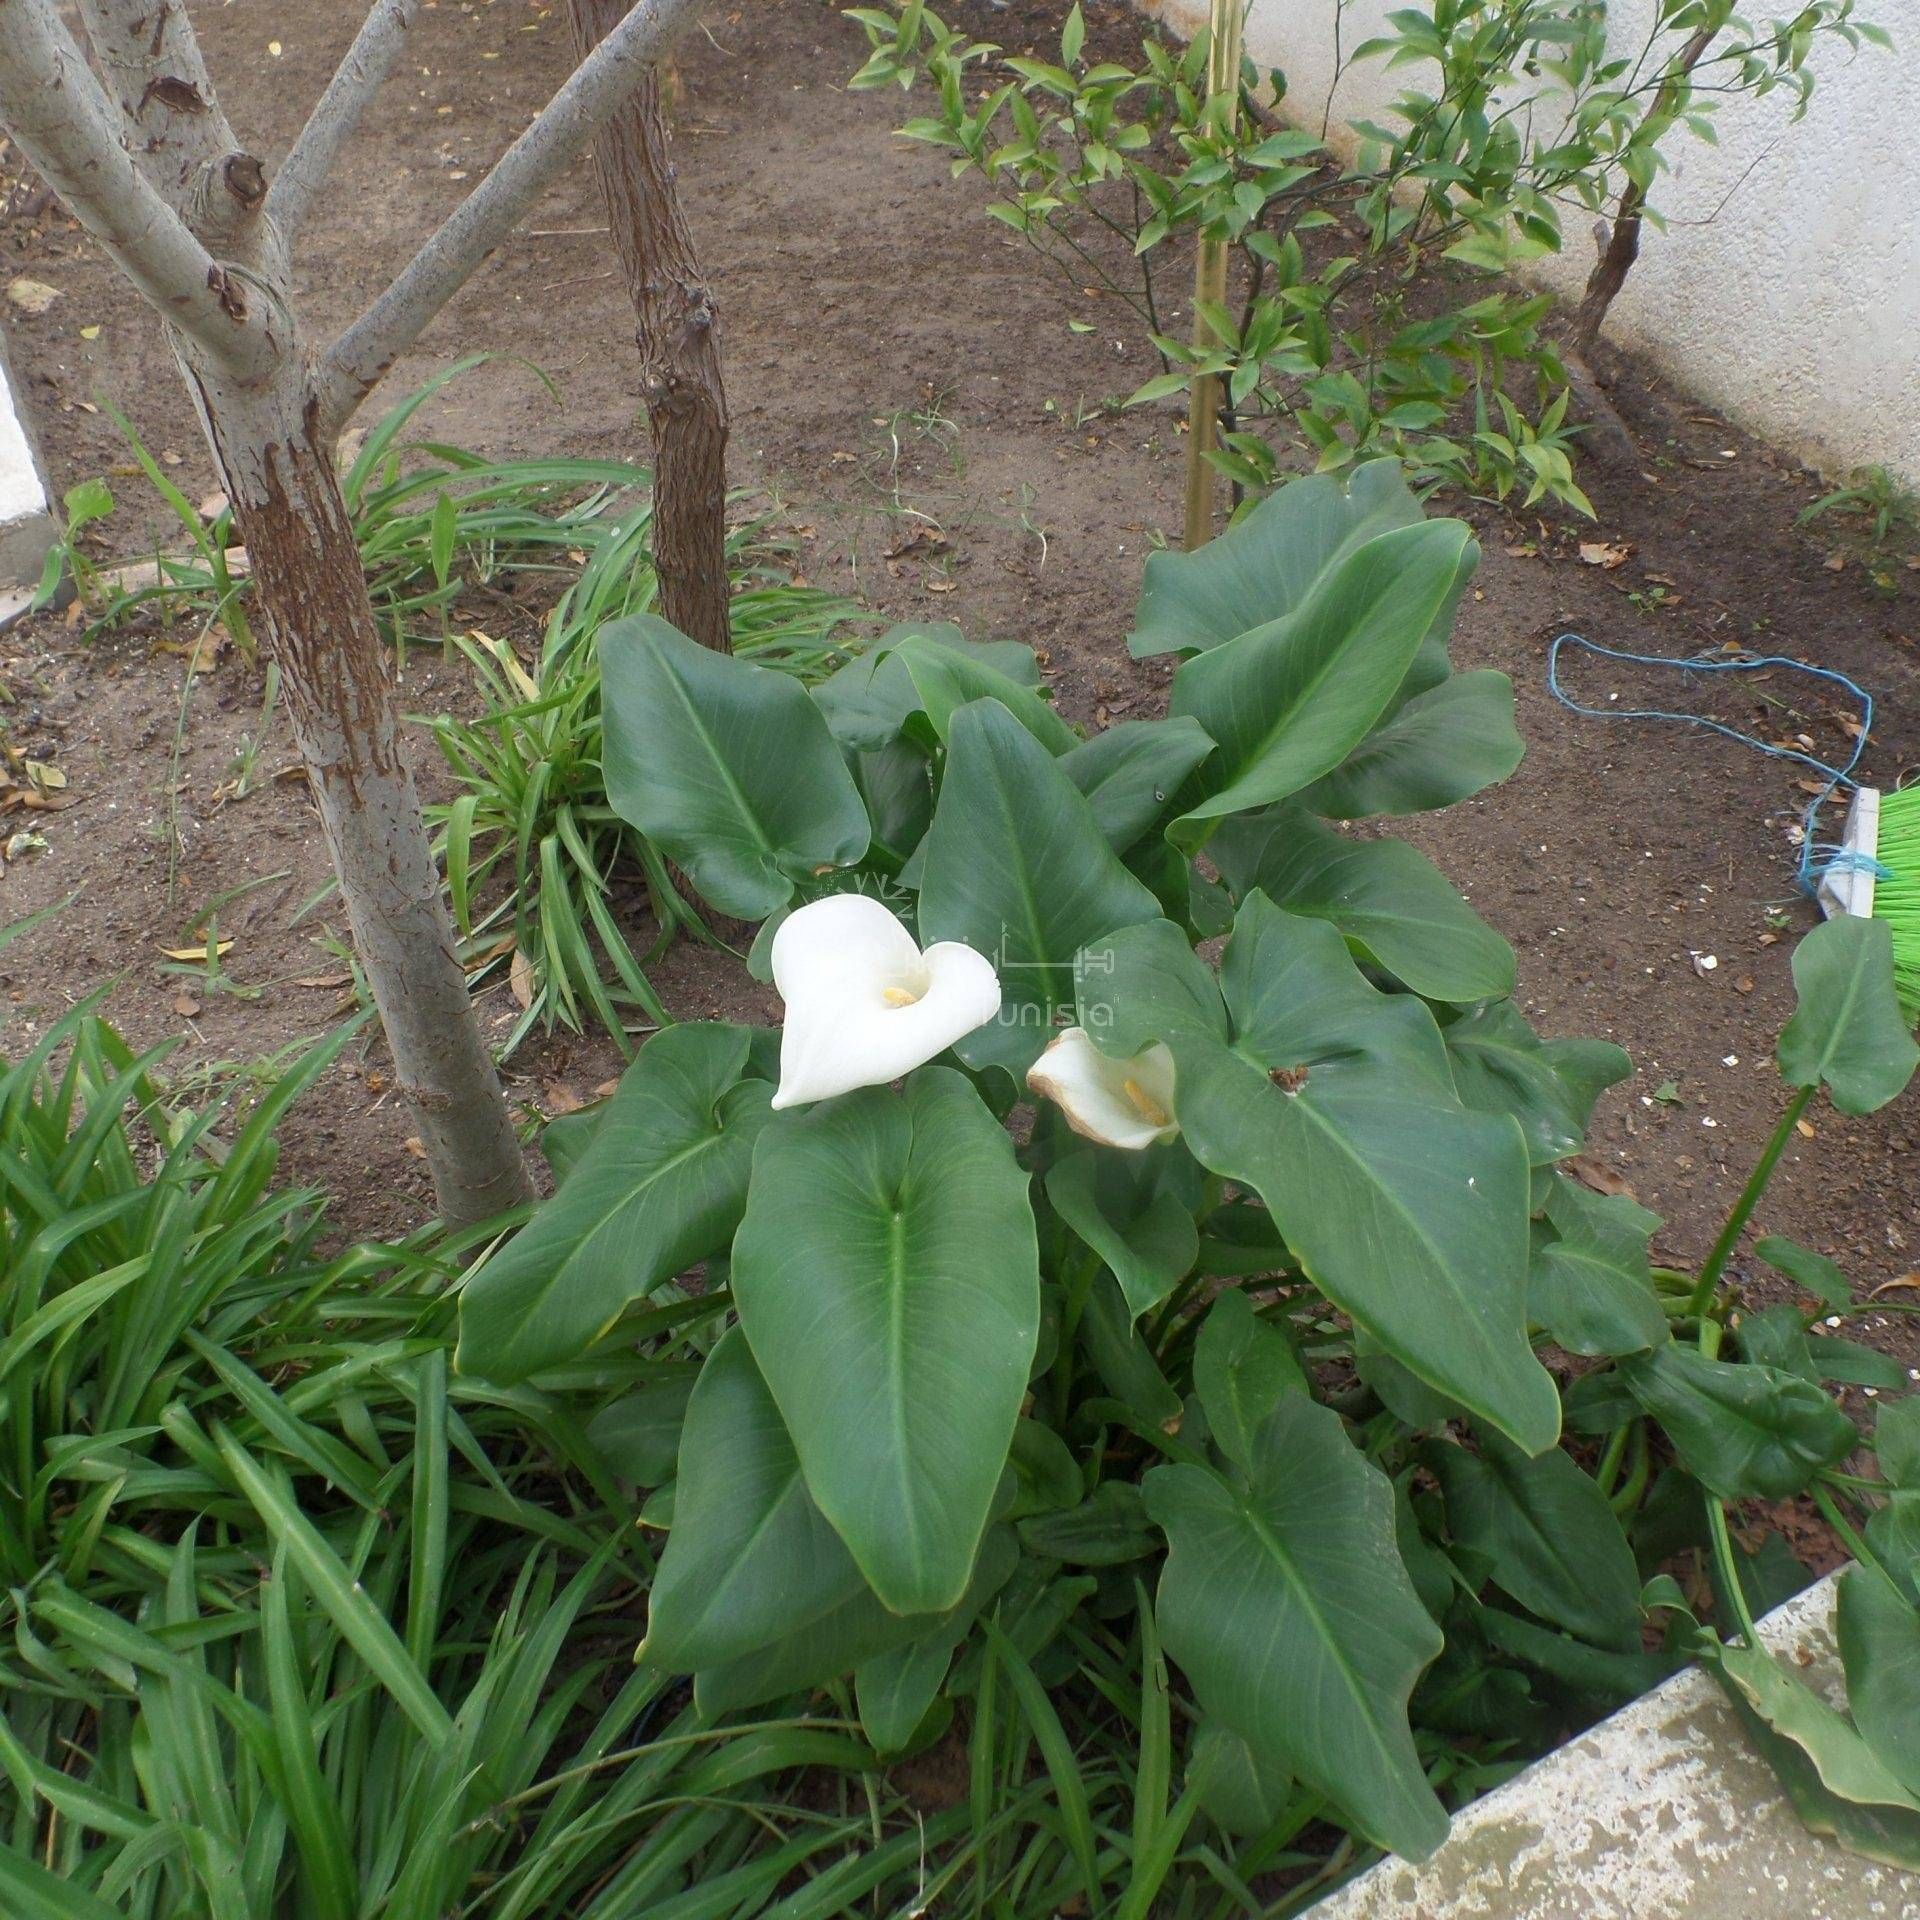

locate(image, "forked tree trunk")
(567, 0), (731, 651)
(1, 0), (697, 1225)
(187, 359), (533, 1223)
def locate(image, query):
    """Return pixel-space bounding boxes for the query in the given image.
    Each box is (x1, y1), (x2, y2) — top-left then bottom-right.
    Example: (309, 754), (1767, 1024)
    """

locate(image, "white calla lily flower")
(1026, 1026), (1179, 1150)
(770, 894), (1001, 1109)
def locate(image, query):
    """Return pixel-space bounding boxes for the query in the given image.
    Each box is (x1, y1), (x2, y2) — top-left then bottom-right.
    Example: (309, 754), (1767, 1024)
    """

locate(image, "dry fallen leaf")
(403, 1136), (427, 1159)
(22, 759), (65, 791)
(171, 992), (201, 1017)
(79, 324), (100, 342)
(509, 944), (536, 1009)
(6, 277), (60, 315)
(1823, 551), (1847, 572)
(543, 1082), (586, 1115)
(1566, 1153), (1636, 1199)
(157, 938), (234, 960)
(1795, 1118), (1817, 1139)
(926, 577), (957, 594)
(1578, 541), (1632, 569)
(293, 972), (352, 990)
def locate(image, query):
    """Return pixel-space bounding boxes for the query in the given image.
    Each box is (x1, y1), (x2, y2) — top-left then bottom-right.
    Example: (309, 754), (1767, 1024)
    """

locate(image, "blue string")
(1545, 632), (1880, 897)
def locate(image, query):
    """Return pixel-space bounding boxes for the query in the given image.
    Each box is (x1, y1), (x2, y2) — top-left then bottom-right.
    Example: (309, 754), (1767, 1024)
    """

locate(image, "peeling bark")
(2, 0), (701, 1223)
(185, 359), (533, 1223)
(568, 0), (731, 652)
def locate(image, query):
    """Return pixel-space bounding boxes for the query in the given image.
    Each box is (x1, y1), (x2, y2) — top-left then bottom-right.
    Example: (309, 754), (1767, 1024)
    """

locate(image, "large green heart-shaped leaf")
(695, 1526), (1019, 1718)
(1777, 914), (1920, 1115)
(642, 1328), (866, 1672)
(1837, 1566), (1920, 1795)
(1079, 918), (1227, 1055)
(1144, 1396), (1449, 1860)
(600, 614), (869, 917)
(1044, 1146), (1199, 1322)
(1705, 1635), (1920, 1858)
(812, 626), (1050, 751)
(1081, 1272), (1184, 1425)
(1212, 806), (1513, 1002)
(1059, 717), (1216, 852)
(1444, 1002), (1629, 1165)
(733, 1068), (1040, 1613)
(1529, 1174), (1668, 1358)
(892, 631), (1076, 753)
(1166, 520), (1479, 844)
(1880, 1400), (1920, 1490)
(1128, 461), (1425, 659)
(1427, 1429), (1641, 1649)
(854, 739), (935, 866)
(1619, 1343), (1857, 1498)
(1299, 669), (1523, 819)
(1869, 1494), (1920, 1604)
(456, 1025), (769, 1383)
(919, 700), (1162, 1075)
(1192, 1288), (1308, 1474)
(1092, 899), (1559, 1453)
(586, 1369), (697, 1485)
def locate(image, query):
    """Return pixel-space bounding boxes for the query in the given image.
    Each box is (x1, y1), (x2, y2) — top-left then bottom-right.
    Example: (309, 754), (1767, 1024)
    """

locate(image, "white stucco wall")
(1141, 0), (1917, 482)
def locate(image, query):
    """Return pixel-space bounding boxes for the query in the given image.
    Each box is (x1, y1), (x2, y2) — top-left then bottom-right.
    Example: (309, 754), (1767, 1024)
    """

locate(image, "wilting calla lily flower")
(770, 894), (1001, 1109)
(1026, 1027), (1179, 1150)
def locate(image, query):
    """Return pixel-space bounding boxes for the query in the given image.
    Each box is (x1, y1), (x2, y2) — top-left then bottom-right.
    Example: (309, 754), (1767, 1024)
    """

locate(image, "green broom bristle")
(1873, 784), (1920, 1019)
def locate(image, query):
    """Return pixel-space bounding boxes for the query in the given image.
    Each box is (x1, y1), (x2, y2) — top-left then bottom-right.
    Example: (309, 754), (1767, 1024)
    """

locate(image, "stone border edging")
(1308, 1571), (1920, 1919)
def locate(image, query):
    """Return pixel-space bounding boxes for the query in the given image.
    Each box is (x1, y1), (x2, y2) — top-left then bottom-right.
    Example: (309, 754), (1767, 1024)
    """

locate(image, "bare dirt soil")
(3, 0), (1917, 1367)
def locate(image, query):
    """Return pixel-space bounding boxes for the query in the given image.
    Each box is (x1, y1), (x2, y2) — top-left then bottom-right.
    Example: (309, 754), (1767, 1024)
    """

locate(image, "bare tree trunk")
(1, 0), (697, 1222)
(567, 0), (731, 651)
(185, 359), (534, 1223)
(1573, 24), (1717, 355)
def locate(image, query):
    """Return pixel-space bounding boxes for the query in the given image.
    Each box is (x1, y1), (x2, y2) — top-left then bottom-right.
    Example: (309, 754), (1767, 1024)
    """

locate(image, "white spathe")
(1027, 1027), (1179, 1150)
(770, 893), (1002, 1109)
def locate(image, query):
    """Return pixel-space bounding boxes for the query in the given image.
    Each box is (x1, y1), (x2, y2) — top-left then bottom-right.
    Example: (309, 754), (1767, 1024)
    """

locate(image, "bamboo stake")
(1181, 0), (1244, 550)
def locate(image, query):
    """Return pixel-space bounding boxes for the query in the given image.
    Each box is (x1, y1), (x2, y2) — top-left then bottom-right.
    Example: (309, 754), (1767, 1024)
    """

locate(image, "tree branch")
(1573, 23), (1717, 353)
(75, 0), (239, 195)
(266, 0), (421, 241)
(0, 0), (278, 373)
(315, 0), (698, 431)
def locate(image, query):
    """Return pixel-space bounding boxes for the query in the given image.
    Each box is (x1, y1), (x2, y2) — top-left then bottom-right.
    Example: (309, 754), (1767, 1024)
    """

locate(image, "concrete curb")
(0, 320), (57, 623)
(1309, 1571), (1920, 1919)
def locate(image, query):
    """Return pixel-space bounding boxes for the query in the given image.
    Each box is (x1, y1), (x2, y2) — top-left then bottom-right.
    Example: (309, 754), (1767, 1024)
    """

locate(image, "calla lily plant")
(454, 465), (1920, 1878)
